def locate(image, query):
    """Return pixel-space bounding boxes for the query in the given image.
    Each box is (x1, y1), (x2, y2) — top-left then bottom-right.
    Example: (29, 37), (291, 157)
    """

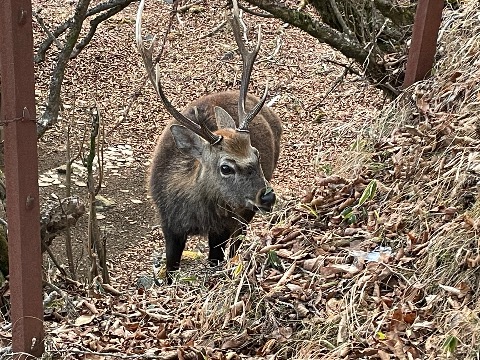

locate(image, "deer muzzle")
(256, 187), (276, 212)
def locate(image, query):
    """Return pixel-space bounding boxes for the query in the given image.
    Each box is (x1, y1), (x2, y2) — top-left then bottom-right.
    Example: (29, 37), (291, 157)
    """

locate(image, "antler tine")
(238, 82), (268, 130)
(135, 0), (159, 95)
(135, 0), (222, 145)
(229, 0), (268, 132)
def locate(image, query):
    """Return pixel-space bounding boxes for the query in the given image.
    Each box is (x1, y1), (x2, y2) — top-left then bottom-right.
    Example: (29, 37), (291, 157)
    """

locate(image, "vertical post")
(403, 0), (444, 88)
(0, 0), (44, 358)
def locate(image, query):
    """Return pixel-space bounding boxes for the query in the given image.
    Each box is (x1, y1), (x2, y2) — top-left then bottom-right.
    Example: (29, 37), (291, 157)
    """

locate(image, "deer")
(136, 0), (282, 283)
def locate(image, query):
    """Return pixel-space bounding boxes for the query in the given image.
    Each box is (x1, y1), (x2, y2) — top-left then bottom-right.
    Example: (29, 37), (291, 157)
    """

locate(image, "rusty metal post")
(403, 0), (444, 88)
(0, 0), (44, 357)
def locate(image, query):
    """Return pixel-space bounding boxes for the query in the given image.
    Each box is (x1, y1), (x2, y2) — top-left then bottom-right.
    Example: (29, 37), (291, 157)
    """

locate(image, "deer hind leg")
(163, 228), (187, 284)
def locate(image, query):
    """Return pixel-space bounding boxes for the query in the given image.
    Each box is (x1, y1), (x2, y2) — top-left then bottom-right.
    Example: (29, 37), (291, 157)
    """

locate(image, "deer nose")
(259, 188), (276, 211)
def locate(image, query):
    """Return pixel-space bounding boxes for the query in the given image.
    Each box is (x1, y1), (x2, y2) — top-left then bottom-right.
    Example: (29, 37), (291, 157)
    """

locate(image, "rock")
(95, 195), (116, 212)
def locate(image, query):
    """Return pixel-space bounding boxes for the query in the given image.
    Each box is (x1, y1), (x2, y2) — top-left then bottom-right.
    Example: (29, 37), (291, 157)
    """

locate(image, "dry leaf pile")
(247, 1), (480, 358)
(3, 1), (480, 359)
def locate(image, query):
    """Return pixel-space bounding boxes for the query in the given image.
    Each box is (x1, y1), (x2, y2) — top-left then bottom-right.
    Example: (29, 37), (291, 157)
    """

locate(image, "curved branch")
(34, 0), (138, 63)
(237, 2), (274, 18)
(242, 0), (376, 70)
(71, 0), (136, 58)
(38, 0), (92, 138)
(33, 10), (64, 51)
(35, 21), (71, 63)
(242, 0), (399, 97)
(327, 0), (353, 38)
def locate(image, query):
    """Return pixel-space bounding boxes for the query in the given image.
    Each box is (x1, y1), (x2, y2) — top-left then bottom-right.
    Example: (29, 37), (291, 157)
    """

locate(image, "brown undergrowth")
(142, 1), (480, 358)
(3, 1), (480, 359)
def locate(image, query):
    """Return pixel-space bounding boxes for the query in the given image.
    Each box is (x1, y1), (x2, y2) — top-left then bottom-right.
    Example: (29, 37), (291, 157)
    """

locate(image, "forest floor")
(33, 0), (381, 279)
(3, 0), (480, 359)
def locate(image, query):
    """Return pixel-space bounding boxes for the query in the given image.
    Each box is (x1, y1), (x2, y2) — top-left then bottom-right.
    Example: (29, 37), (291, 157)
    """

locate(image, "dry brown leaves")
(4, 0), (480, 359)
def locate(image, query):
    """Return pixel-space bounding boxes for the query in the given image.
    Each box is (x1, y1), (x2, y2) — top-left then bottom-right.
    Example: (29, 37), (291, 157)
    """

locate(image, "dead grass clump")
(271, 0), (480, 358)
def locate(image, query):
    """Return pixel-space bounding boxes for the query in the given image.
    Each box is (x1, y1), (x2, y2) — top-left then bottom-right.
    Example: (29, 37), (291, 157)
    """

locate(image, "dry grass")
(10, 0), (480, 359)
(302, 1), (480, 358)
(175, 0), (480, 358)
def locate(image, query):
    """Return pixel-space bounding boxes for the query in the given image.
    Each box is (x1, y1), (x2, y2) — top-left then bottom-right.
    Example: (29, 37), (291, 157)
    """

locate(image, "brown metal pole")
(403, 0), (444, 88)
(0, 0), (44, 357)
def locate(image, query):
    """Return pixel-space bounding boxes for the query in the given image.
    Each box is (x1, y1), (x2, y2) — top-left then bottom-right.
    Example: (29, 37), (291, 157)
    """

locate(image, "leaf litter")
(4, 0), (480, 359)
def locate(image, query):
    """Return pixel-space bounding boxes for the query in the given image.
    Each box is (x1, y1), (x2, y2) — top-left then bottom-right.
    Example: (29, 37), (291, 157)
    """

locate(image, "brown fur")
(215, 129), (252, 158)
(149, 90), (282, 282)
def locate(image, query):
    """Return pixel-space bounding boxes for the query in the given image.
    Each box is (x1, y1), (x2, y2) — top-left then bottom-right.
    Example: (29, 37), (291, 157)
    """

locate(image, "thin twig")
(309, 66), (350, 111)
(323, 58), (361, 76)
(71, 1), (135, 58)
(93, 102), (104, 196)
(34, 0), (138, 63)
(64, 123), (76, 280)
(42, 237), (69, 277)
(237, 1), (274, 18)
(177, 0), (203, 13)
(32, 9), (64, 51)
(328, 0), (353, 38)
(197, 19), (228, 40)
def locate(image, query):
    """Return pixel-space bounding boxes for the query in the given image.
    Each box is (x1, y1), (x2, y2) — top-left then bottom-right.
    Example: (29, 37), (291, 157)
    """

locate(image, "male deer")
(136, 0), (282, 283)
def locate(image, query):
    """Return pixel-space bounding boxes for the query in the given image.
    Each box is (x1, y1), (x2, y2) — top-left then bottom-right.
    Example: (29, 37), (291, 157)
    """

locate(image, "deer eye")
(220, 164), (235, 176)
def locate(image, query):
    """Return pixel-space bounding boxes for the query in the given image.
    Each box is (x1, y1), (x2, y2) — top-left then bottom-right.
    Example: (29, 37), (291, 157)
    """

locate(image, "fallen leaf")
(74, 314), (95, 326)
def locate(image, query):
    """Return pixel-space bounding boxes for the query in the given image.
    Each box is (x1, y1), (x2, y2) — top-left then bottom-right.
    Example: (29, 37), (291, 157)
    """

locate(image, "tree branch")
(71, 0), (136, 58)
(36, 0), (139, 137)
(37, 0), (92, 138)
(242, 0), (379, 73)
(237, 1), (274, 18)
(373, 0), (415, 27)
(34, 0), (138, 63)
(34, 20), (71, 63)
(32, 9), (64, 52)
(242, 0), (399, 97)
(327, 0), (353, 38)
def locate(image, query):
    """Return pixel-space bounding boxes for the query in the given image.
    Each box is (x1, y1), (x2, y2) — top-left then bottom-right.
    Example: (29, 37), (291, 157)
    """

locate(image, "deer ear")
(170, 124), (206, 158)
(214, 106), (236, 129)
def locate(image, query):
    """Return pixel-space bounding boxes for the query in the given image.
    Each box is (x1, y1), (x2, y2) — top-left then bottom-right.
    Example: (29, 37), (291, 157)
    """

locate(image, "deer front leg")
(208, 229), (231, 266)
(163, 228), (187, 284)
(208, 219), (251, 265)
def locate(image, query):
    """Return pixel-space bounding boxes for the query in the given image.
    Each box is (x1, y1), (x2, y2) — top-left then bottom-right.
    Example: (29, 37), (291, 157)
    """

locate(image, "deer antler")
(135, 0), (222, 145)
(229, 0), (268, 132)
